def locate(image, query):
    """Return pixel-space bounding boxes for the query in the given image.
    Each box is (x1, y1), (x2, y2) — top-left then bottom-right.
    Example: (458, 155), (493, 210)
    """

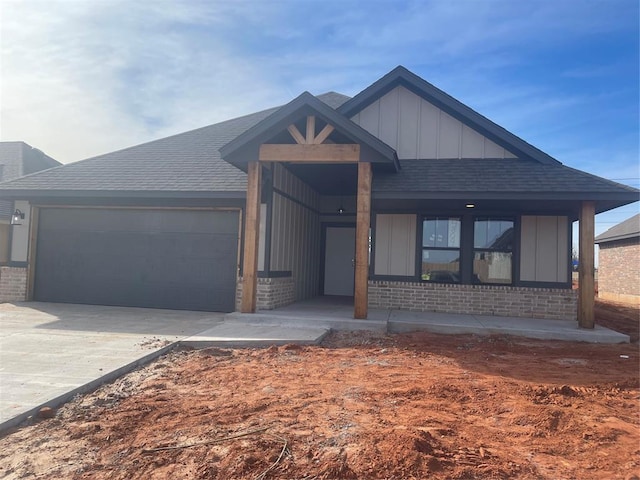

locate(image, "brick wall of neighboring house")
(235, 276), (296, 311)
(598, 238), (640, 302)
(0, 266), (27, 302)
(368, 281), (578, 320)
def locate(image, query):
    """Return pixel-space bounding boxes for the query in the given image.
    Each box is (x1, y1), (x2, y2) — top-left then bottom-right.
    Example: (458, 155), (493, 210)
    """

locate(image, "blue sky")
(1, 0), (638, 241)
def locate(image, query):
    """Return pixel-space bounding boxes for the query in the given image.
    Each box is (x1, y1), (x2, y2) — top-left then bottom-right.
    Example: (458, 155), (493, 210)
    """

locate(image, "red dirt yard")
(0, 302), (638, 480)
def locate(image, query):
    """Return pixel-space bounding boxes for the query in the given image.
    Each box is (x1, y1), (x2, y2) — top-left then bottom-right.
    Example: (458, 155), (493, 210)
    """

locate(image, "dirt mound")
(1, 326), (638, 479)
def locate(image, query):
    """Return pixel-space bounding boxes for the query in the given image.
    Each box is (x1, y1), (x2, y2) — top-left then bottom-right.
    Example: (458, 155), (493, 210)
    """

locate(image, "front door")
(323, 226), (356, 296)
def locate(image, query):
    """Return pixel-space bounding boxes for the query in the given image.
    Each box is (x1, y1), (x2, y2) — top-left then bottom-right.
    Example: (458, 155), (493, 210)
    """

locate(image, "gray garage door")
(34, 208), (239, 312)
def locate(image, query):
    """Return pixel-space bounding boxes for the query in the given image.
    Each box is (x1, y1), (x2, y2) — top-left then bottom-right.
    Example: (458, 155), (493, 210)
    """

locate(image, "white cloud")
(0, 0), (289, 162)
(0, 0), (637, 174)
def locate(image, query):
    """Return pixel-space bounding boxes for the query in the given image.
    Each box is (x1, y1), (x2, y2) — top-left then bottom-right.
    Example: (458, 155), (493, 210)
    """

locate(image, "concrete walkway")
(0, 302), (327, 433)
(226, 297), (630, 344)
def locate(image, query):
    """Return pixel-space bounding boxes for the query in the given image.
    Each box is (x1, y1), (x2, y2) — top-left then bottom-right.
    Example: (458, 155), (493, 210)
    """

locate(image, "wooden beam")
(26, 207), (39, 301)
(287, 124), (305, 145)
(259, 144), (359, 163)
(241, 161), (261, 313)
(313, 124), (334, 144)
(354, 161), (371, 319)
(578, 200), (595, 328)
(306, 115), (316, 144)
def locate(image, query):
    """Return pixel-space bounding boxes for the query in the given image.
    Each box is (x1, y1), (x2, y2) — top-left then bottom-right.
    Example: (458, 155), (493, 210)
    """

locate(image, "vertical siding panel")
(374, 214), (416, 276)
(374, 214), (389, 275)
(461, 125), (485, 157)
(258, 204), (266, 270)
(536, 216), (558, 282)
(293, 202), (300, 298)
(556, 216), (569, 282)
(379, 87), (399, 149)
(520, 216), (537, 281)
(350, 86), (520, 161)
(419, 99), (439, 158)
(271, 195), (279, 269)
(398, 86), (420, 159)
(301, 208), (307, 298)
(357, 101), (380, 137)
(438, 111), (462, 158)
(483, 138), (504, 158)
(390, 216), (404, 275)
(271, 195), (277, 270)
(276, 196), (284, 270)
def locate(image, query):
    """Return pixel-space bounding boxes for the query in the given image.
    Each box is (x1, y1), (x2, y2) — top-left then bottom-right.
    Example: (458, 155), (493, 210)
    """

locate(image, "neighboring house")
(595, 214), (640, 304)
(0, 142), (60, 263)
(0, 67), (637, 326)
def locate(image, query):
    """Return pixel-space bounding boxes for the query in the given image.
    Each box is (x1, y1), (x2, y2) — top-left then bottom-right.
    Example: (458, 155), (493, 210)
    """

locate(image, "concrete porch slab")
(229, 298), (630, 344)
(389, 311), (630, 343)
(225, 311), (388, 332)
(179, 323), (330, 348)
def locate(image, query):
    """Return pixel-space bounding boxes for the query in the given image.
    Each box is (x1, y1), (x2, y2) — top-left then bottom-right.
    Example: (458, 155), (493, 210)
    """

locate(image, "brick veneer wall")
(598, 239), (640, 300)
(369, 280), (577, 320)
(0, 266), (27, 302)
(235, 276), (296, 311)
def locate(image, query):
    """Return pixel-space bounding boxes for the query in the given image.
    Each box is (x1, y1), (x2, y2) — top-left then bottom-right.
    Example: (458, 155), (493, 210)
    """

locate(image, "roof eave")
(0, 189), (247, 200)
(595, 232), (640, 244)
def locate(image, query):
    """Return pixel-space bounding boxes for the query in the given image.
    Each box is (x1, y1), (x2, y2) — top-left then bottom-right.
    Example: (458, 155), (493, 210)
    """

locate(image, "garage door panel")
(35, 208), (239, 312)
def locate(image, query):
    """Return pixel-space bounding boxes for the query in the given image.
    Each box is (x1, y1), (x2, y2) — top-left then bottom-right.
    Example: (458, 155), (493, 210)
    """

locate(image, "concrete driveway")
(0, 302), (225, 431)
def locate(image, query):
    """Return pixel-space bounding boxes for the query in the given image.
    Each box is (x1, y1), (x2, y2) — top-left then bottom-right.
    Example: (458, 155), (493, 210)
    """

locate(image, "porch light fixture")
(11, 209), (25, 225)
(465, 203), (475, 208)
(337, 205), (346, 214)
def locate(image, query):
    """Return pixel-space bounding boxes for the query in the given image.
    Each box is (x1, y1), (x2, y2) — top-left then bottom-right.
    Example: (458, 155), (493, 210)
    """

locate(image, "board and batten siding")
(269, 163), (321, 300)
(351, 85), (517, 160)
(520, 216), (569, 283)
(374, 214), (416, 276)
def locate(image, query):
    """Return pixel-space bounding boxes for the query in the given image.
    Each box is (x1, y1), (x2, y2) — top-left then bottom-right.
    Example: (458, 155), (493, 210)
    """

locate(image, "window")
(473, 218), (514, 284)
(422, 217), (460, 283)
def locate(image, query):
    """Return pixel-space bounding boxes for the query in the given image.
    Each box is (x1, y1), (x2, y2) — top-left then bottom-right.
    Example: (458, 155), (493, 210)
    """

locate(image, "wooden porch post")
(241, 161), (261, 313)
(578, 200), (595, 328)
(354, 161), (371, 319)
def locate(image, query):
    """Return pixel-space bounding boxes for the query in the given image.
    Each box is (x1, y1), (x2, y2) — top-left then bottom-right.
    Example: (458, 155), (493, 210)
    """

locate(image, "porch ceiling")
(285, 163), (358, 195)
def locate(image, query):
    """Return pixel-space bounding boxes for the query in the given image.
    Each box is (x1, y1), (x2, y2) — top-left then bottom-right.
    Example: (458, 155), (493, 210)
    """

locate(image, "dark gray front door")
(34, 208), (239, 312)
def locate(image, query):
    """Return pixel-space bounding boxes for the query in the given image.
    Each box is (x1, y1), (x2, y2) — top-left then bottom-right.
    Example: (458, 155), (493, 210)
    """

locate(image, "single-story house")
(0, 67), (637, 327)
(0, 142), (60, 263)
(595, 214), (640, 304)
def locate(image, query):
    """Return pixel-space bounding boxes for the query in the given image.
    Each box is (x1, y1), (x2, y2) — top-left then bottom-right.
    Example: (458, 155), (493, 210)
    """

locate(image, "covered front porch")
(226, 296), (629, 344)
(218, 89), (634, 330)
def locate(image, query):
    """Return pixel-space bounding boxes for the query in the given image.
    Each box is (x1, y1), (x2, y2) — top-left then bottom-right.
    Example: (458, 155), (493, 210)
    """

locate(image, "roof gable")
(219, 91), (399, 171)
(339, 66), (561, 165)
(595, 214), (640, 243)
(351, 85), (518, 160)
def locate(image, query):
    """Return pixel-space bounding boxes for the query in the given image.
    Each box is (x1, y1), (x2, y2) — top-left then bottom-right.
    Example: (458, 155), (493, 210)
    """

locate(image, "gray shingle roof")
(0, 92), (350, 197)
(373, 159), (639, 197)
(595, 214), (640, 243)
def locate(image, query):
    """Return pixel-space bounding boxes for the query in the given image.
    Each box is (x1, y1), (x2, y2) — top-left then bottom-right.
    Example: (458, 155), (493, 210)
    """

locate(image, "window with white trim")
(421, 217), (461, 283)
(473, 217), (514, 284)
